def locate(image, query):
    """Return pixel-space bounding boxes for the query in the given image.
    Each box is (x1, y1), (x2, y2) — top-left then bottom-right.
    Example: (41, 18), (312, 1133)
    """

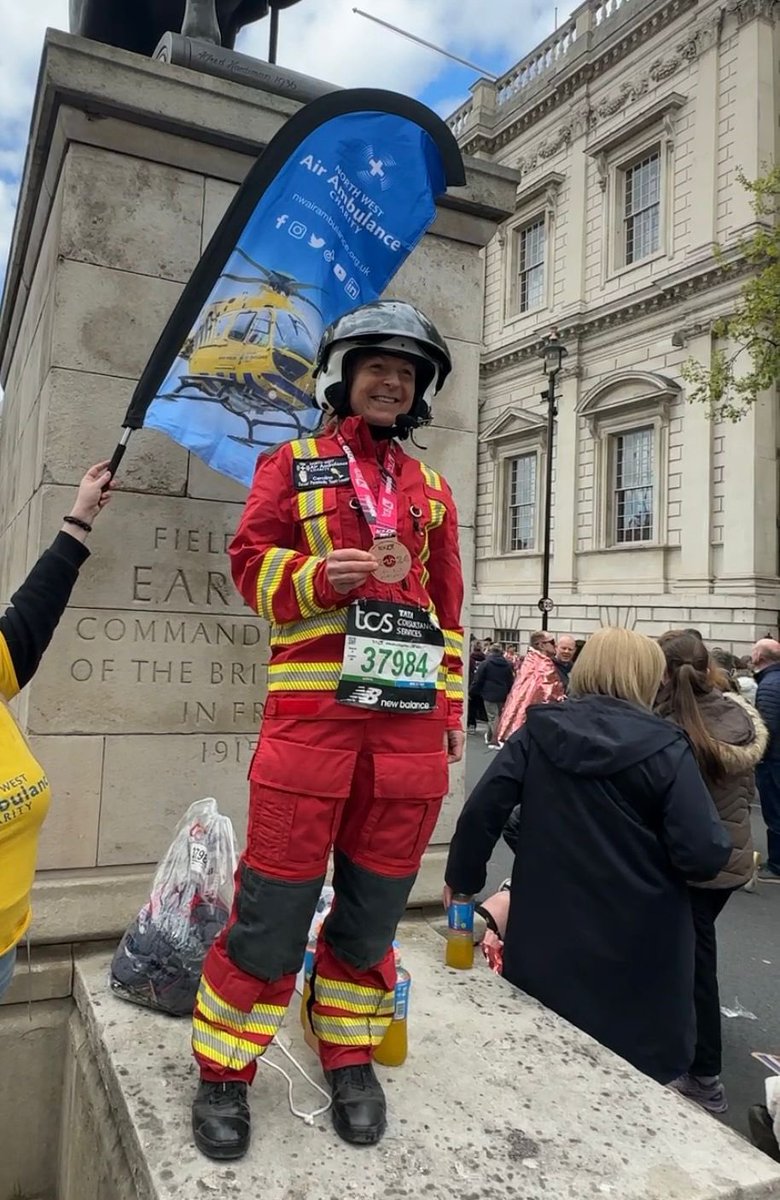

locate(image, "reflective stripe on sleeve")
(255, 548), (297, 620)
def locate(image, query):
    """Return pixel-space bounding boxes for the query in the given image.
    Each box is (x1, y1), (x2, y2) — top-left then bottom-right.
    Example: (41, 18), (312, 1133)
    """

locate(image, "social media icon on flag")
(333, 263), (347, 281)
(308, 234), (325, 249)
(345, 278), (360, 300)
(289, 221), (307, 239)
(324, 249), (335, 263)
(275, 214), (289, 229)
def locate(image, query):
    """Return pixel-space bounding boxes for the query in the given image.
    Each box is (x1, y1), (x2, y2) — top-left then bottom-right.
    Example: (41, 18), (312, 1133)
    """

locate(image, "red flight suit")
(192, 414), (463, 1079)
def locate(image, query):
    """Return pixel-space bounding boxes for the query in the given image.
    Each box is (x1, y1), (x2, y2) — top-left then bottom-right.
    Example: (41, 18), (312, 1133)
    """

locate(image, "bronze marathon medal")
(372, 537), (413, 584)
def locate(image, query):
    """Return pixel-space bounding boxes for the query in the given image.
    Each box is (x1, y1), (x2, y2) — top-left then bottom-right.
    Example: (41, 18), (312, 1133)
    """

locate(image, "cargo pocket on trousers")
(360, 750), (449, 873)
(247, 738), (356, 874)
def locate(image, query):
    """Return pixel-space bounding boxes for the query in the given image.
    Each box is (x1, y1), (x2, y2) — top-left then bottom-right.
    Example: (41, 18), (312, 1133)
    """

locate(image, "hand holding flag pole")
(103, 89), (464, 488)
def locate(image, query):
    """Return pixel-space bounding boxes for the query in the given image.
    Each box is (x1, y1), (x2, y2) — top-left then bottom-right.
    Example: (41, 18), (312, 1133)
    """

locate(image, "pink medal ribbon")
(336, 434), (412, 584)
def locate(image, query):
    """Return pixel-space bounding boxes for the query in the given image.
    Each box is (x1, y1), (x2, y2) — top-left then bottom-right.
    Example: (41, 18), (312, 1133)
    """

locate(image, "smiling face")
(348, 352), (416, 427)
(556, 635), (577, 663)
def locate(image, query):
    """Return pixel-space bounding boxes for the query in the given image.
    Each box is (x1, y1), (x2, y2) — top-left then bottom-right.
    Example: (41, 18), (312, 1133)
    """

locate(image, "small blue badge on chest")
(293, 457), (351, 491)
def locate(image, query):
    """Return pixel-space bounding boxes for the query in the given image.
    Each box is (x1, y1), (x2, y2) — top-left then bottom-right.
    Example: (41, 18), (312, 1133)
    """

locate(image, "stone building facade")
(448, 0), (780, 652)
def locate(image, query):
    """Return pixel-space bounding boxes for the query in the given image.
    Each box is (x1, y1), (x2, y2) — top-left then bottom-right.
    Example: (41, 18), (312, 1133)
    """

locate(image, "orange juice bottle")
(445, 894), (474, 969)
(374, 968), (410, 1067)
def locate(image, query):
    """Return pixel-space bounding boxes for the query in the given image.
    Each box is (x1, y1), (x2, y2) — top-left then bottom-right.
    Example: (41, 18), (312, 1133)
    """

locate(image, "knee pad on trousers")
(226, 862), (324, 982)
(324, 850), (417, 971)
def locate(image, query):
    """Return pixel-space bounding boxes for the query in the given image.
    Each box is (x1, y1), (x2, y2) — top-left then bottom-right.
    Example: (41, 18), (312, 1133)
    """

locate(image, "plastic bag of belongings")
(110, 797), (238, 1016)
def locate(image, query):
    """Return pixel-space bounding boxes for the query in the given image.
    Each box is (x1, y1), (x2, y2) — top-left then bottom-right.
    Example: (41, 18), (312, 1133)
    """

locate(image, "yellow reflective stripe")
(271, 609), (349, 646)
(304, 514), (333, 559)
(315, 976), (394, 1016)
(292, 556), (324, 618)
(445, 677), (464, 701)
(256, 548), (297, 620)
(197, 979), (286, 1037)
(420, 463), (442, 491)
(268, 661), (342, 691)
(443, 629), (463, 657)
(428, 499), (446, 531)
(311, 1013), (390, 1046)
(419, 522), (432, 592)
(295, 488), (326, 519)
(192, 1017), (267, 1070)
(292, 487), (334, 559)
(291, 438), (321, 460)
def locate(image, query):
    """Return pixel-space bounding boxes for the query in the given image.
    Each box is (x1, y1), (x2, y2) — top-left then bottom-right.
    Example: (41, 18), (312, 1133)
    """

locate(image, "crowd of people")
(468, 631), (578, 748)
(1, 294), (779, 1165)
(453, 623), (780, 1135)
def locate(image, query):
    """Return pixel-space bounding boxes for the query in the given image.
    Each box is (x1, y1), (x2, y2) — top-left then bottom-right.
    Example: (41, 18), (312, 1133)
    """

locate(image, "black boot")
(192, 1080), (250, 1160)
(325, 1063), (387, 1146)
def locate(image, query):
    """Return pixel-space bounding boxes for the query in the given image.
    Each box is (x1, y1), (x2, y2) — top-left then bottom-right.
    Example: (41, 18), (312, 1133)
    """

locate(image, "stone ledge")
(29, 849), (449, 948)
(0, 943), (73, 1006)
(72, 920), (780, 1200)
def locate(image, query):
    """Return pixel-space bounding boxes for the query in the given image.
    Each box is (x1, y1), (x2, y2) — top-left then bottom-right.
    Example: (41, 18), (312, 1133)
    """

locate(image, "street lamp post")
(537, 329), (568, 632)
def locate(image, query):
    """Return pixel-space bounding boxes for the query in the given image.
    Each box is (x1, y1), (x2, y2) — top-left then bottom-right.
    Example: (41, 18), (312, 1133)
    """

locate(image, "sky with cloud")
(0, 0), (561, 285)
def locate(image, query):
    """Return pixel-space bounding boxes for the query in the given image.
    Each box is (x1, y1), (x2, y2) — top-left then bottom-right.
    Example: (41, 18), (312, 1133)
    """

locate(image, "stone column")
(675, 331), (713, 590)
(0, 31), (516, 938)
(686, 30), (719, 259)
(718, 349), (778, 591)
(560, 122), (588, 314)
(729, 6), (775, 236)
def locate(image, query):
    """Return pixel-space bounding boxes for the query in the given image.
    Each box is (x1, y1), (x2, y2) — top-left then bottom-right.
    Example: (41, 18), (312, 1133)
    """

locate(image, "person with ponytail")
(656, 631), (768, 1115)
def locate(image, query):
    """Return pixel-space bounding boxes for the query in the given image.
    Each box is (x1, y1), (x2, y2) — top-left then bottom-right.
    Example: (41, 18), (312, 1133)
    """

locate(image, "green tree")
(682, 165), (780, 421)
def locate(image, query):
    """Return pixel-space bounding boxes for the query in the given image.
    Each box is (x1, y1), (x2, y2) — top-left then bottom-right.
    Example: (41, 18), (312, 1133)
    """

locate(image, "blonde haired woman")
(445, 628), (731, 1084)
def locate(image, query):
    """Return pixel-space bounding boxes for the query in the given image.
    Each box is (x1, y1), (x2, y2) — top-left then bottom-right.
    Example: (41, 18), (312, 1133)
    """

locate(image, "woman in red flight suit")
(191, 300), (465, 1160)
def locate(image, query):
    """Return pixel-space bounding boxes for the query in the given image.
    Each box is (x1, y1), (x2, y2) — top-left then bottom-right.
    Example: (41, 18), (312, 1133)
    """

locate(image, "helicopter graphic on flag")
(109, 89), (465, 488)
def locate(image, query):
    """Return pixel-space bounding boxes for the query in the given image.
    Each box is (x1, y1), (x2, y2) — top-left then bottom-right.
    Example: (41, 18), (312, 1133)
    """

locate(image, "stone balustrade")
(447, 0), (638, 136)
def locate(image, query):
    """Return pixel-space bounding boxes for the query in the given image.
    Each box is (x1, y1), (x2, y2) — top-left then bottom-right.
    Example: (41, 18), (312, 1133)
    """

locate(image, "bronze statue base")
(154, 32), (336, 104)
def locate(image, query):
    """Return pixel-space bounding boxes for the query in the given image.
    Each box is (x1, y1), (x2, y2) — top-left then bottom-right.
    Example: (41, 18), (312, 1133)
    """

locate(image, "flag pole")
(268, 3), (280, 64)
(106, 428), (133, 481)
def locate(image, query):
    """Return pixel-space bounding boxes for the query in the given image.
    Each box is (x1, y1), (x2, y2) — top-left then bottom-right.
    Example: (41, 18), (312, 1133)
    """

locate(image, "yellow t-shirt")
(0, 636), (50, 955)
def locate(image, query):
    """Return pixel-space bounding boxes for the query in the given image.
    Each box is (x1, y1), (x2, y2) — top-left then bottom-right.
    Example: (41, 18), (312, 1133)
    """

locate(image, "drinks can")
(448, 897), (474, 933)
(394, 968), (411, 1020)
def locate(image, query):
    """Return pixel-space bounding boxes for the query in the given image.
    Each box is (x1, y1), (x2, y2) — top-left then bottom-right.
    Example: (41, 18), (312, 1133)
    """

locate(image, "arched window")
(577, 371), (680, 548)
(480, 406), (548, 555)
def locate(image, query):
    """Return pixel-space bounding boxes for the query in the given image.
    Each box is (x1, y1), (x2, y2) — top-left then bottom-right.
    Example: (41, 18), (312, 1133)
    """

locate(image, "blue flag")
(120, 89), (464, 487)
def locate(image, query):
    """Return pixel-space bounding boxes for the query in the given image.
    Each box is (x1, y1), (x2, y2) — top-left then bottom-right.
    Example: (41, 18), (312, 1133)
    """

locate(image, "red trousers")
(192, 693), (448, 1080)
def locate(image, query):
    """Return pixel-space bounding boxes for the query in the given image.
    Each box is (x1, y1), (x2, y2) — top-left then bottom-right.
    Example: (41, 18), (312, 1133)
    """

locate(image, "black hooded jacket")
(470, 649), (515, 704)
(446, 694), (731, 1083)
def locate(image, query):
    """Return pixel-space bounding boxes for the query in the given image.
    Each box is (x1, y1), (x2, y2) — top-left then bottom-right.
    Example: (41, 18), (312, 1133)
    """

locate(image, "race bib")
(337, 600), (445, 713)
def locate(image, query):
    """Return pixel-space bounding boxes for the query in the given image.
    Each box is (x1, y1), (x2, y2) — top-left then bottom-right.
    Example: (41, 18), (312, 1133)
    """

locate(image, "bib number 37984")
(337, 600), (444, 713)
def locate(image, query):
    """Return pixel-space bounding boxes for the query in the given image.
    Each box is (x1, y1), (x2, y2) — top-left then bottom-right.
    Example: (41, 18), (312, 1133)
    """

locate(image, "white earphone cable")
(259, 1035), (332, 1126)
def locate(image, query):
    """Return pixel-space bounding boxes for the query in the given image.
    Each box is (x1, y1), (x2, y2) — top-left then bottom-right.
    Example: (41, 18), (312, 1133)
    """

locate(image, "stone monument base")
(21, 919), (780, 1200)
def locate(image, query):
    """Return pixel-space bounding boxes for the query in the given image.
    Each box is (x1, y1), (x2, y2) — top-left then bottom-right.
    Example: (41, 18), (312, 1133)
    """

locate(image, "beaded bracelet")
(62, 514), (92, 534)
